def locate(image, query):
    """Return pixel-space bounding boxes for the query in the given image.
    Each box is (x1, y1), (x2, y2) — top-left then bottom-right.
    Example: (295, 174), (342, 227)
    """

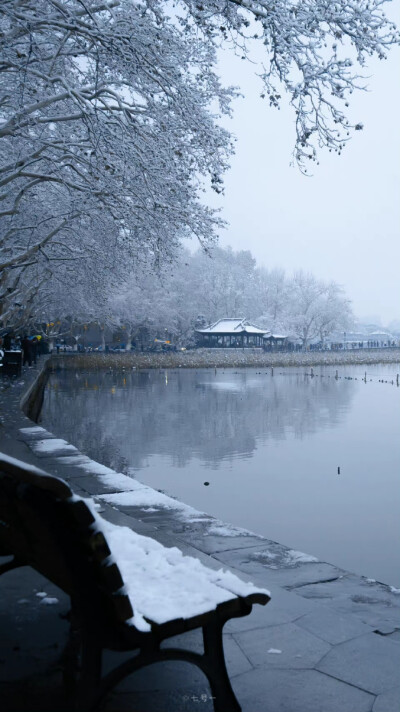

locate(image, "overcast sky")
(206, 12), (400, 326)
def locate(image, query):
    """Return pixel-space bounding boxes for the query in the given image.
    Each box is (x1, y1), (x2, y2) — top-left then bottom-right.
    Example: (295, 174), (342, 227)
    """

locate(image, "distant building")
(325, 330), (397, 349)
(262, 333), (288, 351)
(195, 318), (266, 347)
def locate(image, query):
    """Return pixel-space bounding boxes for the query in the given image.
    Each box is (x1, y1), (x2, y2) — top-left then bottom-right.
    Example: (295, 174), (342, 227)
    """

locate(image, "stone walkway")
(1, 361), (399, 712)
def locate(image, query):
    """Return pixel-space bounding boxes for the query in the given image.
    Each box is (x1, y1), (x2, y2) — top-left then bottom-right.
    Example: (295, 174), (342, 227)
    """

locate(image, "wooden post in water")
(271, 367), (274, 376)
(335, 370), (338, 380)
(397, 374), (399, 387)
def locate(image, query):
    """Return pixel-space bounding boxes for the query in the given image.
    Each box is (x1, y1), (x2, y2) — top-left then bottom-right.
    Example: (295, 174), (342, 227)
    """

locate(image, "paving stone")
(148, 515), (266, 553)
(0, 567), (69, 682)
(316, 633), (400, 694)
(296, 608), (374, 644)
(1, 673), (67, 712)
(17, 426), (54, 442)
(99, 503), (160, 536)
(30, 455), (102, 481)
(165, 631), (254, 678)
(231, 668), (374, 712)
(226, 583), (316, 632)
(111, 630), (252, 693)
(2, 358), (399, 711)
(103, 684), (215, 712)
(212, 545), (345, 589)
(109, 658), (205, 693)
(64, 473), (118, 495)
(294, 574), (400, 629)
(27, 439), (79, 458)
(386, 630), (400, 642)
(373, 686), (400, 712)
(232, 622), (331, 669)
(372, 621), (400, 635)
(188, 531), (266, 554)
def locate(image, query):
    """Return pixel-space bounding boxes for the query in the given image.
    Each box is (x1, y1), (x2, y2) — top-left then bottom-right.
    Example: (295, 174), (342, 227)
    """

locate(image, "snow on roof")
(263, 333), (287, 339)
(367, 331), (394, 338)
(196, 318), (266, 335)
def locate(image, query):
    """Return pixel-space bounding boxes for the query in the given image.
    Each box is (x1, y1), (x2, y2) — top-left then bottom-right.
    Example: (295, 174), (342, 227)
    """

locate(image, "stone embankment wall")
(20, 358), (50, 421)
(49, 347), (400, 370)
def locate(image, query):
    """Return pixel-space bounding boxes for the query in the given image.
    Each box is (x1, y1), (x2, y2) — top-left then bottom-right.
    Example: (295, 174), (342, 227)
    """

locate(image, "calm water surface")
(40, 364), (400, 587)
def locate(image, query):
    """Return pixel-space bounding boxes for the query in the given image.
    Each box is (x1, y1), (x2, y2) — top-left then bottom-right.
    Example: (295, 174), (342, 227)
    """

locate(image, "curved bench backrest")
(0, 454), (134, 628)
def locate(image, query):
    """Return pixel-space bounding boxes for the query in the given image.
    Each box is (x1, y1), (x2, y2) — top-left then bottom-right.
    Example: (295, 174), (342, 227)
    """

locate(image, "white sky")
(206, 13), (400, 326)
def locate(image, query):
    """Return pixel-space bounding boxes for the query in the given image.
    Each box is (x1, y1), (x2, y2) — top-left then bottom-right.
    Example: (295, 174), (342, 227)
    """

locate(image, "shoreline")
(1, 358), (400, 711)
(49, 347), (400, 370)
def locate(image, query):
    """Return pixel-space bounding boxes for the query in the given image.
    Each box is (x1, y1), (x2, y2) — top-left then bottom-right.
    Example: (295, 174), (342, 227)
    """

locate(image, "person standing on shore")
(3, 332), (12, 350)
(31, 337), (38, 365)
(22, 335), (32, 367)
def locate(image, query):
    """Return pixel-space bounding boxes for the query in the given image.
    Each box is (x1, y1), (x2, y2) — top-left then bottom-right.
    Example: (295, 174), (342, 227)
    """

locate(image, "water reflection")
(40, 369), (354, 470)
(39, 366), (400, 586)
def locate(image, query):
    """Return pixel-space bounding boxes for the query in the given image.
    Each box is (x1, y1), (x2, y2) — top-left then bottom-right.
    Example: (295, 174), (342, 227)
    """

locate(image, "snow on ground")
(82, 497), (269, 632)
(98, 487), (200, 514)
(287, 550), (319, 563)
(31, 438), (78, 454)
(251, 548), (319, 568)
(57, 455), (145, 491)
(100, 488), (263, 539)
(20, 426), (49, 435)
(56, 454), (114, 473)
(206, 523), (261, 538)
(98, 472), (148, 491)
(40, 597), (59, 605)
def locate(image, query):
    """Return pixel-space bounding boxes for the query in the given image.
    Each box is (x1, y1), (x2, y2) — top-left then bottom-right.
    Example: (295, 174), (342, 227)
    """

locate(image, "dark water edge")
(40, 364), (400, 587)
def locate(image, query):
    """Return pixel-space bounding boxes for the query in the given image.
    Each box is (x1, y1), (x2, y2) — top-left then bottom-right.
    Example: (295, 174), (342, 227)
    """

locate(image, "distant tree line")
(32, 246), (352, 351)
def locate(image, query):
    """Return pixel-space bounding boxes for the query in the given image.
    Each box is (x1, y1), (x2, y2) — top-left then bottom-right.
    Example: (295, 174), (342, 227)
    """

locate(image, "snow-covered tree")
(253, 268), (289, 328)
(0, 0), (232, 321)
(179, 0), (399, 167)
(105, 249), (353, 349)
(285, 271), (352, 348)
(1, 0), (397, 327)
(316, 282), (353, 344)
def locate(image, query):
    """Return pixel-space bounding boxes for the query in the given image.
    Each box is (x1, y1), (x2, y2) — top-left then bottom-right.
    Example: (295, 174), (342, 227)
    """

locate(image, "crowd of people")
(0, 332), (44, 369)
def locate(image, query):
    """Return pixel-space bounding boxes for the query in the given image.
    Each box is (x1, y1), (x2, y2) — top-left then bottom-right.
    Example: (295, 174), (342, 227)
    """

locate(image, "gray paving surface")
(1, 360), (399, 712)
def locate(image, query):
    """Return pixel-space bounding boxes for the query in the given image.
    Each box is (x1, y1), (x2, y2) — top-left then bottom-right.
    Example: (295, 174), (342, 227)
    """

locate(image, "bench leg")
(76, 630), (102, 712)
(94, 629), (241, 712)
(63, 612), (102, 712)
(202, 621), (241, 712)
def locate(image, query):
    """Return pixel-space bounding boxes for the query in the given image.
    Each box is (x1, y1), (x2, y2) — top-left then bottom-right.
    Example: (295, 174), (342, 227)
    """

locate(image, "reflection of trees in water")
(40, 369), (355, 471)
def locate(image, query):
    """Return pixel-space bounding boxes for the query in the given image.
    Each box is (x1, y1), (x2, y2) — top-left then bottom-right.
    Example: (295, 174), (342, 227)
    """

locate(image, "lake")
(39, 363), (400, 587)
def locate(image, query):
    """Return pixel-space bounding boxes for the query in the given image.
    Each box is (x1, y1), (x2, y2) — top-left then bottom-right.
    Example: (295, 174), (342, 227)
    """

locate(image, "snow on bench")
(0, 452), (270, 712)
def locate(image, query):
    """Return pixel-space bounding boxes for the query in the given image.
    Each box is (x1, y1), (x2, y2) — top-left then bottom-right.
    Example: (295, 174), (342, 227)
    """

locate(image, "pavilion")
(195, 318), (266, 348)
